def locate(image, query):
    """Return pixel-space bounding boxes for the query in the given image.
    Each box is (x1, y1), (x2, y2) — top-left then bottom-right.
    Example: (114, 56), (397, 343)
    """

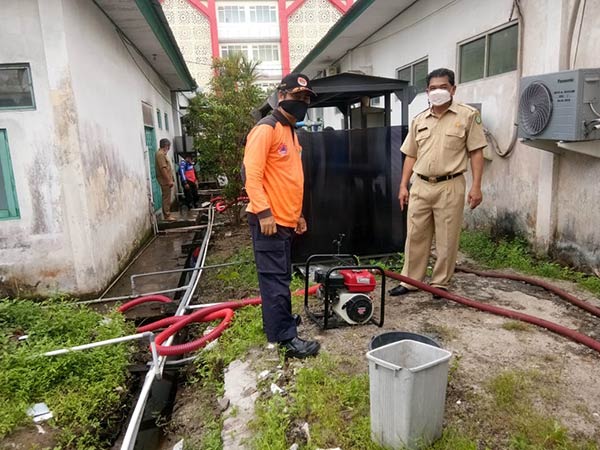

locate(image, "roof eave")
(294, 0), (377, 74)
(135, 0), (197, 91)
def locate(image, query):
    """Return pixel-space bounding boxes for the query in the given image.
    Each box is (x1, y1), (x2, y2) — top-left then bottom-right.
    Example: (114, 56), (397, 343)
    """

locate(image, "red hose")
(131, 285), (320, 355)
(456, 266), (600, 318)
(384, 270), (600, 353)
(117, 295), (172, 313)
(137, 316), (181, 333)
(155, 308), (235, 356)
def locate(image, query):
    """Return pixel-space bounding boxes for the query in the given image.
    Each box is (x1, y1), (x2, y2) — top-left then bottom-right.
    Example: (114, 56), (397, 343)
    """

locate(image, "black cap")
(277, 73), (316, 97)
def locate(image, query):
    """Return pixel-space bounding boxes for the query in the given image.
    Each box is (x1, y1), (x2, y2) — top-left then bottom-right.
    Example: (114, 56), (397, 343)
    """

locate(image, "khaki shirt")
(400, 102), (487, 177)
(155, 150), (173, 186)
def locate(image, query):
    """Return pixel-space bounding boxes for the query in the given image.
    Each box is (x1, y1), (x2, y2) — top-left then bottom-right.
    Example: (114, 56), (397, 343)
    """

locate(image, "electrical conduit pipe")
(384, 270), (600, 354)
(118, 295), (172, 313)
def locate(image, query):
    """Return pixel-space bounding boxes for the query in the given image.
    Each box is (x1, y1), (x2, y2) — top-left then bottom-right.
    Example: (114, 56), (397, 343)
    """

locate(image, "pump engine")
(314, 268), (376, 324)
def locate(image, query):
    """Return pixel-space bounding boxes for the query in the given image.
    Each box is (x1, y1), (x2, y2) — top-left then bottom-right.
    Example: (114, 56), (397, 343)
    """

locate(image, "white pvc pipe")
(43, 332), (159, 370)
(120, 206), (215, 450)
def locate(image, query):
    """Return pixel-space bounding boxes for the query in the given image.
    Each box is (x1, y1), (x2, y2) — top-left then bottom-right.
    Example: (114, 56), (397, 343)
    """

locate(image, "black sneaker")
(279, 337), (320, 359)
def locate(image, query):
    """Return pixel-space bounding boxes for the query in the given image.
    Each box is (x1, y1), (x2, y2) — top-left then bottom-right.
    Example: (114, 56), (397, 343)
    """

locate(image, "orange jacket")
(243, 109), (304, 228)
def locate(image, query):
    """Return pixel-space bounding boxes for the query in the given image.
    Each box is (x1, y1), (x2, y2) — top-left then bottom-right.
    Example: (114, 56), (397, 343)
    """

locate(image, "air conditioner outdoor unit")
(518, 68), (600, 141)
(326, 66), (339, 77)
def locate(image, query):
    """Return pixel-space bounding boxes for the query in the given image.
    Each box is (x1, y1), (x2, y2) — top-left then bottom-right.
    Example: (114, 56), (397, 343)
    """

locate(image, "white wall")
(0, 0), (180, 295)
(321, 0), (600, 271)
(0, 0), (75, 294)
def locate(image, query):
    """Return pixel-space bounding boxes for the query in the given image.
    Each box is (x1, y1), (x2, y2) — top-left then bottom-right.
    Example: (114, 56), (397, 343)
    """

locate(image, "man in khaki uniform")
(390, 68), (486, 297)
(155, 138), (175, 221)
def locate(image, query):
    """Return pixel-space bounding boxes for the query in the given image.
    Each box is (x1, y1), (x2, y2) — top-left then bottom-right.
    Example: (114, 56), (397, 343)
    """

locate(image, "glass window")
(396, 58), (428, 93)
(0, 130), (20, 219)
(218, 6), (246, 23)
(221, 45), (250, 59)
(397, 67), (411, 83)
(250, 5), (277, 23)
(0, 64), (35, 110)
(460, 37), (485, 83)
(252, 45), (280, 62)
(488, 24), (518, 77)
(413, 59), (429, 93)
(459, 23), (518, 82)
(157, 109), (162, 129)
(164, 113), (169, 131)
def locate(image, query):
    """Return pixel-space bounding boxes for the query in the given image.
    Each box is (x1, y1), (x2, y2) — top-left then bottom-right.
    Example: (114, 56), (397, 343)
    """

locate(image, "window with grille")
(249, 5), (277, 23)
(218, 5), (246, 23)
(459, 23), (518, 83)
(0, 64), (35, 110)
(396, 58), (428, 93)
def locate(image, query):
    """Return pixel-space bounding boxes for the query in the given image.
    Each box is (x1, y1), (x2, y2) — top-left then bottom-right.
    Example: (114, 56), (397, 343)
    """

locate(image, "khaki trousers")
(160, 184), (172, 217)
(400, 174), (465, 289)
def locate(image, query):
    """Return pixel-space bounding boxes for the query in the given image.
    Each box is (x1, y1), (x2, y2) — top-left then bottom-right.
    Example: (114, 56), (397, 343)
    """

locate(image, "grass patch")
(483, 370), (597, 449)
(213, 245), (259, 292)
(0, 298), (133, 448)
(460, 230), (600, 297)
(250, 353), (385, 450)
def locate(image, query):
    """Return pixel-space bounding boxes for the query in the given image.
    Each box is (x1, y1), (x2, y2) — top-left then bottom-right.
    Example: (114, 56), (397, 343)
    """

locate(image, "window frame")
(457, 21), (519, 84)
(220, 44), (250, 59)
(0, 63), (36, 111)
(249, 5), (277, 23)
(0, 129), (20, 220)
(252, 44), (280, 63)
(217, 5), (246, 23)
(396, 57), (429, 94)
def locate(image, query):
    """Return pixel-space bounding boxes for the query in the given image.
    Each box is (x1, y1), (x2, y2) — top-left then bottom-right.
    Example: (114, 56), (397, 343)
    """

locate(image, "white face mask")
(428, 88), (452, 106)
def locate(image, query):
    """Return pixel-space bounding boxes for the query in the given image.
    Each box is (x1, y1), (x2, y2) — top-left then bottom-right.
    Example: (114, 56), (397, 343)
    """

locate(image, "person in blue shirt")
(179, 153), (199, 209)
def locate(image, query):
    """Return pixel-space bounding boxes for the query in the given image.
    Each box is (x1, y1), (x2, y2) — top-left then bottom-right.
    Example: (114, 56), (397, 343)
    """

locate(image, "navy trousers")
(248, 213), (297, 343)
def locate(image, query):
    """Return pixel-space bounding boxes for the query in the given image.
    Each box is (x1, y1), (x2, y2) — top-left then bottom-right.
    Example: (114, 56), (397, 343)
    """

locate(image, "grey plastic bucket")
(369, 331), (440, 351)
(366, 340), (452, 449)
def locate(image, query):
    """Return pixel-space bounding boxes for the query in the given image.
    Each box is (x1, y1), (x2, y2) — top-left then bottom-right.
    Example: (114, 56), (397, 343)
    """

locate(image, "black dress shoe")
(279, 337), (320, 358)
(292, 314), (302, 327)
(389, 285), (412, 296)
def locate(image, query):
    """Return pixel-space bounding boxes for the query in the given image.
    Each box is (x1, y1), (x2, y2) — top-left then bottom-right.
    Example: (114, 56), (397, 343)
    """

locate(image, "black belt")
(417, 172), (463, 183)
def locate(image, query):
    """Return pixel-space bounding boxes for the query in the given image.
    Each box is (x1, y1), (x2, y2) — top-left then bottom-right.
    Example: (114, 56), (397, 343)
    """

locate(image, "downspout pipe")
(384, 270), (600, 353)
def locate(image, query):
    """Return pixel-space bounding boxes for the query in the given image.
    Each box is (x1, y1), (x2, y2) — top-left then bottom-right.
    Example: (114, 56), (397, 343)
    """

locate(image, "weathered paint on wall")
(323, 0), (600, 272)
(0, 0), (180, 295)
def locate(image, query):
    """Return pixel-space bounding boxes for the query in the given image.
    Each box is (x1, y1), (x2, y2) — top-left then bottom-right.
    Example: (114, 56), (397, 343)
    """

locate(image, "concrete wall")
(322, 0), (600, 272)
(0, 0), (179, 295)
(0, 0), (75, 294)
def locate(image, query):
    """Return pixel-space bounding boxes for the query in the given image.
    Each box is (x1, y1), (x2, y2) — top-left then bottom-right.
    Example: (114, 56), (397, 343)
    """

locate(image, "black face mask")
(279, 100), (308, 122)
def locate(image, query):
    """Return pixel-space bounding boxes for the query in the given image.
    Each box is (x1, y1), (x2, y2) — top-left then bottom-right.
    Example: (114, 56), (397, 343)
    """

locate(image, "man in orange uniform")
(243, 73), (319, 358)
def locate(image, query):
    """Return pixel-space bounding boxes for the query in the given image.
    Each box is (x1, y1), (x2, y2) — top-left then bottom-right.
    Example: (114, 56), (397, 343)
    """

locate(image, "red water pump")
(303, 254), (386, 329)
(315, 268), (376, 324)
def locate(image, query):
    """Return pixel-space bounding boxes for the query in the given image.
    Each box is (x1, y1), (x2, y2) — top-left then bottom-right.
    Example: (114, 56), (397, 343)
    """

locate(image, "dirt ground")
(164, 223), (600, 448)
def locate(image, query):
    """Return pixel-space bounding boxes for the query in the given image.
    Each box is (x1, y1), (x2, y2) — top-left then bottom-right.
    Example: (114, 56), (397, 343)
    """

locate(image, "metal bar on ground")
(77, 285), (189, 305)
(158, 222), (225, 234)
(121, 206), (215, 450)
